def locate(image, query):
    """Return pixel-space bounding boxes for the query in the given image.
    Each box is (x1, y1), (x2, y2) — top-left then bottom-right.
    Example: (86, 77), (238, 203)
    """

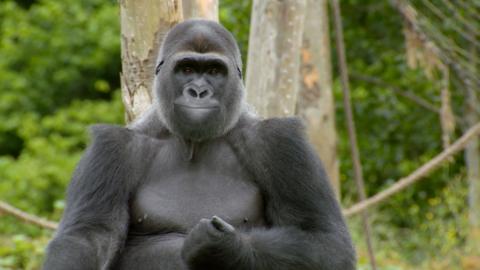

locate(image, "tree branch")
(0, 201), (58, 230)
(344, 122), (480, 217)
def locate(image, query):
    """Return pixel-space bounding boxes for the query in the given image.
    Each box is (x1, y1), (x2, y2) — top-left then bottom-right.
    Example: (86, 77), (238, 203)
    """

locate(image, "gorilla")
(43, 19), (355, 270)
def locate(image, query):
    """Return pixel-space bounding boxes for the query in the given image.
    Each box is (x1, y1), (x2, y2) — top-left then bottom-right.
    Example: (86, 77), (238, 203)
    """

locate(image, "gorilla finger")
(211, 216), (235, 233)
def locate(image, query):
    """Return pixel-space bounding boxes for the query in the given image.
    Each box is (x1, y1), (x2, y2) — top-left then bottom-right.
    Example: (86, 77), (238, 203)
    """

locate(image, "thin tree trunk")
(246, 0), (307, 118)
(331, 0), (377, 268)
(465, 45), (480, 249)
(296, 0), (339, 197)
(183, 0), (218, 21)
(120, 0), (183, 123)
(440, 65), (455, 149)
(465, 89), (480, 242)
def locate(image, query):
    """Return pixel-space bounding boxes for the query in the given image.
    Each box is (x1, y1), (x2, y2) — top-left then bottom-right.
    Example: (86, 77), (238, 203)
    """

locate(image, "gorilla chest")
(129, 141), (264, 234)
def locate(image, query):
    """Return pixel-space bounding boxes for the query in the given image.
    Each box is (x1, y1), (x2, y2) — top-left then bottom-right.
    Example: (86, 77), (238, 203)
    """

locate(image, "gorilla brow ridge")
(159, 20), (242, 70)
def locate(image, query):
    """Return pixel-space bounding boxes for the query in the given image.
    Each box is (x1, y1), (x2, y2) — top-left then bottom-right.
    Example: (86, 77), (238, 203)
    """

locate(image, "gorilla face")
(154, 20), (244, 141)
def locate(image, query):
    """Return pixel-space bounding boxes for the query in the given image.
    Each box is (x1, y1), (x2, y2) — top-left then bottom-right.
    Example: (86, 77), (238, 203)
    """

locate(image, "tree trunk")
(466, 97), (480, 248)
(296, 0), (339, 197)
(245, 0), (307, 118)
(183, 0), (218, 21)
(439, 65), (455, 149)
(120, 0), (183, 123)
(465, 62), (480, 250)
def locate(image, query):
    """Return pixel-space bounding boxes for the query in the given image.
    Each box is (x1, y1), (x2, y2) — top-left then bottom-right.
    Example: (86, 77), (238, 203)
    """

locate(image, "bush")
(0, 0), (120, 156)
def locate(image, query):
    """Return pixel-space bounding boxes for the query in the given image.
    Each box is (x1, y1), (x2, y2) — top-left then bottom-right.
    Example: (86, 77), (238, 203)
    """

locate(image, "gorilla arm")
(43, 125), (140, 270)
(182, 117), (356, 270)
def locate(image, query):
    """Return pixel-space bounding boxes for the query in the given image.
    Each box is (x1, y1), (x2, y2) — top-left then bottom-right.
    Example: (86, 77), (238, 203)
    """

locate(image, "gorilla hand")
(181, 216), (244, 268)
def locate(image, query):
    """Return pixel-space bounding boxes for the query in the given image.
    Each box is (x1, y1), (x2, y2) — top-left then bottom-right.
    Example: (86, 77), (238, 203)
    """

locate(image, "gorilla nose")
(184, 88), (212, 99)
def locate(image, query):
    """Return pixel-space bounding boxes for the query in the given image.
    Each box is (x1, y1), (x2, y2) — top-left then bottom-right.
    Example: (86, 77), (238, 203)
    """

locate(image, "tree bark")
(182, 0), (218, 21)
(120, 0), (183, 123)
(296, 0), (339, 197)
(465, 57), (480, 249)
(245, 0), (307, 118)
(440, 65), (455, 149)
(465, 92), (480, 237)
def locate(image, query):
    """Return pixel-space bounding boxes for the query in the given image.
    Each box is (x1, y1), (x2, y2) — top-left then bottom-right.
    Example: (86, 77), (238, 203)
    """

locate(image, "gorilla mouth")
(174, 104), (220, 124)
(175, 104), (219, 110)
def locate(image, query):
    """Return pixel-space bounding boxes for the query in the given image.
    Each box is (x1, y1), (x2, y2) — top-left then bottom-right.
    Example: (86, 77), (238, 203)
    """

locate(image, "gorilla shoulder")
(228, 115), (307, 147)
(89, 124), (133, 147)
(87, 122), (162, 168)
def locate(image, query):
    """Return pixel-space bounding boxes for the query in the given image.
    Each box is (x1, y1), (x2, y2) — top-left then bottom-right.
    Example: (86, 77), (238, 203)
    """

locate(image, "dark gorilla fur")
(43, 19), (356, 270)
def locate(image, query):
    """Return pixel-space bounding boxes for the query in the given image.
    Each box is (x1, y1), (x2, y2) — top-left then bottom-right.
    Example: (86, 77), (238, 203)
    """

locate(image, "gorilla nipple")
(137, 213), (148, 223)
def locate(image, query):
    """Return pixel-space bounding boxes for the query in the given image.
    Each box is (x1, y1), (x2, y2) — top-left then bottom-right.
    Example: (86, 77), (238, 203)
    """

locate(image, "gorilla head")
(154, 20), (244, 141)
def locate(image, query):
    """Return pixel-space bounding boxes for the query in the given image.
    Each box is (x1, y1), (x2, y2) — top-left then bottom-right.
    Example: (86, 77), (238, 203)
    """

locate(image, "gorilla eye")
(207, 68), (219, 75)
(182, 66), (194, 74)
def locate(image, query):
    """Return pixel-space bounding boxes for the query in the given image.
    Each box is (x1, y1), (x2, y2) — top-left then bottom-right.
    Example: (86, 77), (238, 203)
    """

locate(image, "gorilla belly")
(129, 141), (265, 236)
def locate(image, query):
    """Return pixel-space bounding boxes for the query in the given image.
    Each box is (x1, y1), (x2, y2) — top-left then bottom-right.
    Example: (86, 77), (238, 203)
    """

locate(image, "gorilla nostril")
(185, 88), (211, 99)
(187, 88), (198, 98)
(199, 90), (209, 98)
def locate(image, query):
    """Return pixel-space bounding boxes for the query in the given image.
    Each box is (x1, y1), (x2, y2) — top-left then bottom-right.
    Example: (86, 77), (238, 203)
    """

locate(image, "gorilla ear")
(236, 66), (242, 79)
(155, 60), (164, 75)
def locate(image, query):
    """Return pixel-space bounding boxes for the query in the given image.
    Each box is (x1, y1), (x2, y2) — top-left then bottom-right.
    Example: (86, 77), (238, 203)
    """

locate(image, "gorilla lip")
(174, 104), (219, 110)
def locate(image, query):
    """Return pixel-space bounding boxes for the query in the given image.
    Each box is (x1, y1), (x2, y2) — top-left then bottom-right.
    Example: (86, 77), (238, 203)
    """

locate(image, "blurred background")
(0, 0), (479, 269)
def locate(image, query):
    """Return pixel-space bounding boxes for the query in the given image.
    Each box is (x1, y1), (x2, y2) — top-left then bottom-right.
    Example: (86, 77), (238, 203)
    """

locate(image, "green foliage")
(0, 93), (123, 218)
(0, 93), (123, 269)
(219, 0), (252, 72)
(335, 1), (474, 268)
(348, 175), (470, 269)
(0, 1), (122, 268)
(0, 0), (120, 156)
(0, 231), (50, 270)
